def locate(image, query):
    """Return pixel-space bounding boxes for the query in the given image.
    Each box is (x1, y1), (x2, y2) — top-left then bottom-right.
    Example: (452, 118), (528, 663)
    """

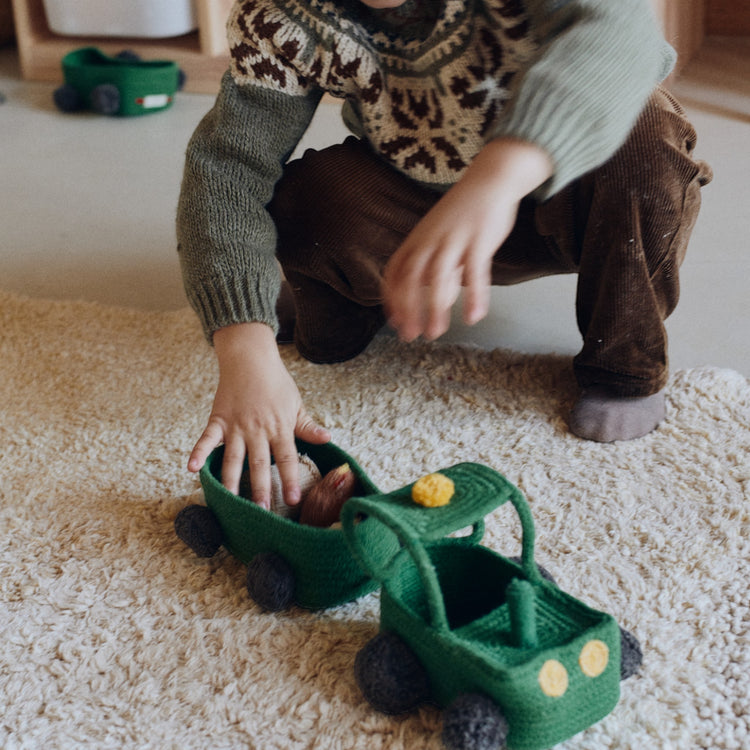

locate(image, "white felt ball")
(269, 453), (321, 519)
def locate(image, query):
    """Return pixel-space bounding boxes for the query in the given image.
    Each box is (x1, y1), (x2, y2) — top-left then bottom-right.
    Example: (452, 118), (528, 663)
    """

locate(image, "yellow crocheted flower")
(411, 473), (455, 507)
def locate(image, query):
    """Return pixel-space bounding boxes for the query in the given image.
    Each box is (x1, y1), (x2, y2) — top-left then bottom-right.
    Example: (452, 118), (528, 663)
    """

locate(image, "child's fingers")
(423, 266), (462, 340)
(461, 259), (491, 326)
(295, 409), (331, 446)
(385, 238), (461, 341)
(383, 250), (428, 341)
(188, 421), (224, 473)
(222, 434), (253, 500)
(270, 438), (302, 507)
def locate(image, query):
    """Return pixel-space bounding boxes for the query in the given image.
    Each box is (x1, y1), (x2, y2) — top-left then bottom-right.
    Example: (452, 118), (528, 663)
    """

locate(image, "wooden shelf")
(650, 0), (705, 76)
(10, 0), (233, 93)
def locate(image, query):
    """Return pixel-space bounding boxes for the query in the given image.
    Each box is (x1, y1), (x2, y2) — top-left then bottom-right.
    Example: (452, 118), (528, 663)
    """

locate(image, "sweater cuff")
(184, 260), (282, 343)
(489, 1), (674, 200)
(495, 85), (618, 200)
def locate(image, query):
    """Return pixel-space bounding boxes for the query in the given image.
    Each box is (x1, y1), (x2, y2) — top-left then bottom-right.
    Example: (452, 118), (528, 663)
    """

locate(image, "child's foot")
(569, 386), (666, 442)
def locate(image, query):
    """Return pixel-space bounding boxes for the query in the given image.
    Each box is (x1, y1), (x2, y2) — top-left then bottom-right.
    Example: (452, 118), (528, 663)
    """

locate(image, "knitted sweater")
(177, 0), (674, 341)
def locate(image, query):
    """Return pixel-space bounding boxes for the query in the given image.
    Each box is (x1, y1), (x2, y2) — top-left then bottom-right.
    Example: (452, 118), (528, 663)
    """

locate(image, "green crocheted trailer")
(175, 440), (395, 611)
(341, 463), (642, 750)
(54, 47), (180, 116)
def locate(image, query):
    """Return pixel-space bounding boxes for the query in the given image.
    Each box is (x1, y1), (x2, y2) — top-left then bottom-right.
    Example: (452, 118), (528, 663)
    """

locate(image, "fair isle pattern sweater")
(177, 0), (674, 340)
(227, 0), (537, 187)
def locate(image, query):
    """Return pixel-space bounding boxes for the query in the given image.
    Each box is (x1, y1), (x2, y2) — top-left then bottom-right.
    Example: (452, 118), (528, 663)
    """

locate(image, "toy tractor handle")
(342, 463), (541, 633)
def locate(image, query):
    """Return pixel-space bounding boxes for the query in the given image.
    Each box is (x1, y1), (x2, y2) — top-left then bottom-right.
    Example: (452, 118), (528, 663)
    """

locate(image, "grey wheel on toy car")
(619, 626), (643, 680)
(354, 631), (431, 715)
(91, 83), (121, 115)
(246, 551), (295, 612)
(174, 504), (223, 557)
(442, 693), (509, 750)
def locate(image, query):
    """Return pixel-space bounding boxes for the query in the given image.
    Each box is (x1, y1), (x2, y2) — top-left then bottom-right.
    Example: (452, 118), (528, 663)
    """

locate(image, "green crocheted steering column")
(342, 463), (541, 632)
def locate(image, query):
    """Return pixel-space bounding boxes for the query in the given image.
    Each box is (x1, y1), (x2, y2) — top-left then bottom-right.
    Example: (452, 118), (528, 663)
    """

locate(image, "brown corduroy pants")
(269, 86), (712, 397)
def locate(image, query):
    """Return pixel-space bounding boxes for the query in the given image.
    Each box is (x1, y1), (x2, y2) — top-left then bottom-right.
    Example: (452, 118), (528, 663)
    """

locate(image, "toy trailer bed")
(189, 440), (396, 610)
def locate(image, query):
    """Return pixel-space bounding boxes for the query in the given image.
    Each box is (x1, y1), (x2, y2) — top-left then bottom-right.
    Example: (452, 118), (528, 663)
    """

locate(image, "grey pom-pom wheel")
(354, 631), (431, 715)
(174, 504), (223, 558)
(246, 551), (295, 612)
(442, 693), (509, 750)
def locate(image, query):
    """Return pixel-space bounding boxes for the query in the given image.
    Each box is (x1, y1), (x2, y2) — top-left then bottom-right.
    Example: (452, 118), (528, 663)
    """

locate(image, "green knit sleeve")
(176, 71), (322, 342)
(488, 0), (675, 199)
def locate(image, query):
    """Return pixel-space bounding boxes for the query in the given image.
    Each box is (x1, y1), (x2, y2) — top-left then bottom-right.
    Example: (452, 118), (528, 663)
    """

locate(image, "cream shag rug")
(1, 290), (748, 750)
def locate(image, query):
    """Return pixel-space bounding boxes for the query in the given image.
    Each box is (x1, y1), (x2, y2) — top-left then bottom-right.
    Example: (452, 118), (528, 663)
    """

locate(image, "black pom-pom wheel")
(114, 50), (142, 62)
(53, 83), (85, 113)
(619, 627), (643, 680)
(246, 551), (295, 612)
(442, 693), (509, 750)
(174, 504), (223, 558)
(354, 631), (431, 715)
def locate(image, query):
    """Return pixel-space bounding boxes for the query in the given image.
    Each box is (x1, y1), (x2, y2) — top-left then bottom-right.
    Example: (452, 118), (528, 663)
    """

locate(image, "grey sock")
(569, 386), (666, 443)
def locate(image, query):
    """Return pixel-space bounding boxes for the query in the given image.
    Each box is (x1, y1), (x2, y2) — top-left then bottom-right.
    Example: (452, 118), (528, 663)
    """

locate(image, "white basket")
(43, 0), (198, 39)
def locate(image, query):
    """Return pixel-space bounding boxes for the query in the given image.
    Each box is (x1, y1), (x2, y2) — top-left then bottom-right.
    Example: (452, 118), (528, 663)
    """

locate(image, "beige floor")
(1, 37), (748, 376)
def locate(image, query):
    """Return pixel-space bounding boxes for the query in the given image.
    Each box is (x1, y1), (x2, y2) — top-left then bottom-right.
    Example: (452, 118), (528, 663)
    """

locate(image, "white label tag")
(139, 94), (171, 109)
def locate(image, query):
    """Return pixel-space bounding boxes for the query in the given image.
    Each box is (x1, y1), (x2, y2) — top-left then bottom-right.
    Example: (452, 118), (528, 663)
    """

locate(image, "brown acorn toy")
(240, 457), (358, 527)
(299, 463), (358, 528)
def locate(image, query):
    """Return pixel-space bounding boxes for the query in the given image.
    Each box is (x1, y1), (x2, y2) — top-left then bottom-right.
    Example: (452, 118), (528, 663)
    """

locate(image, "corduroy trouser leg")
(270, 85), (712, 396)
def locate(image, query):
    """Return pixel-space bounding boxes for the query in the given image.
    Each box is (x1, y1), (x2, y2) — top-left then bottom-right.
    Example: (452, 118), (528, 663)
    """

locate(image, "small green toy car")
(341, 463), (642, 750)
(175, 440), (398, 611)
(53, 47), (181, 116)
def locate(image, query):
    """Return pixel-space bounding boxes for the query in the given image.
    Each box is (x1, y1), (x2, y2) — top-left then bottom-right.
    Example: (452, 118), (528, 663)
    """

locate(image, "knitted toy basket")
(198, 440), (396, 610)
(59, 47), (180, 116)
(342, 463), (623, 750)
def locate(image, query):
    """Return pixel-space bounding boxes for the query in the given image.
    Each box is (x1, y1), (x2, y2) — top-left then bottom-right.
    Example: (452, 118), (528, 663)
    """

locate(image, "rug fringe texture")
(1, 291), (748, 749)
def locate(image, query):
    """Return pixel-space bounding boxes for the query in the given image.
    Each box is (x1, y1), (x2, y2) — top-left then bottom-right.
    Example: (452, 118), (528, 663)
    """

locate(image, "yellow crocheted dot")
(579, 640), (609, 678)
(411, 473), (455, 508)
(538, 660), (569, 697)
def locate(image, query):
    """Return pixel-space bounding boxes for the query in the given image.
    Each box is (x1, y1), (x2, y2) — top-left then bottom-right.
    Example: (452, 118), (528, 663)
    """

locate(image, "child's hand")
(383, 137), (553, 342)
(188, 322), (330, 508)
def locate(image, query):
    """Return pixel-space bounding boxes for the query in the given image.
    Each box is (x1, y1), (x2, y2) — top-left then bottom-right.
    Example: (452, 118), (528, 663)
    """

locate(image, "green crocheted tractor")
(175, 439), (396, 611)
(341, 463), (643, 750)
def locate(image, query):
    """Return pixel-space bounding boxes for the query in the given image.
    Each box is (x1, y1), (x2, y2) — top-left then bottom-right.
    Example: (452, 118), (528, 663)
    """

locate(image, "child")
(177, 0), (712, 507)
